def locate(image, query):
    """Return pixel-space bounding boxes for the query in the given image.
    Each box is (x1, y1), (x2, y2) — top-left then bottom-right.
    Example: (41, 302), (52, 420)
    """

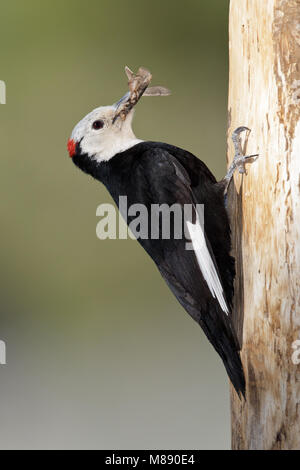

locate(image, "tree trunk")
(228, 0), (300, 450)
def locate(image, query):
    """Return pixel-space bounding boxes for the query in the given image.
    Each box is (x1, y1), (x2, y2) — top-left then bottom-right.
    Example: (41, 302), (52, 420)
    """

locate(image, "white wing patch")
(187, 217), (229, 315)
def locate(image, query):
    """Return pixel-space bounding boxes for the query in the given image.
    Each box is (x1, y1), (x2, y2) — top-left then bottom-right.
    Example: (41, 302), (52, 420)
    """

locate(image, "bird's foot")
(227, 152), (259, 177)
(221, 127), (259, 193)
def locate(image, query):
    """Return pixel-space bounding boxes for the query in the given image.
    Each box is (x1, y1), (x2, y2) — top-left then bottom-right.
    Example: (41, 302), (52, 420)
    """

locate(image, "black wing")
(133, 147), (245, 396)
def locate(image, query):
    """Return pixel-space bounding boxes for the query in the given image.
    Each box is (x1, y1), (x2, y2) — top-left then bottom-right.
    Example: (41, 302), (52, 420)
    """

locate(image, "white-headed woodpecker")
(68, 67), (258, 398)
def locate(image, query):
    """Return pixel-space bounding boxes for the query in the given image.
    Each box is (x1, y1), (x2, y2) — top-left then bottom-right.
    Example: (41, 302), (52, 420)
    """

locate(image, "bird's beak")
(114, 92), (130, 111)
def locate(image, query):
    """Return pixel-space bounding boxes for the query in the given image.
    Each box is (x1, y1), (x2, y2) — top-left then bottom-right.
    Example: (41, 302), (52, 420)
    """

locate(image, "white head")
(68, 101), (142, 162)
(68, 66), (170, 163)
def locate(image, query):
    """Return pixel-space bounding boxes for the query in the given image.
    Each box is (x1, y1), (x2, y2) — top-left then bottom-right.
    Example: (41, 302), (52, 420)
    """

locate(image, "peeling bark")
(228, 0), (300, 450)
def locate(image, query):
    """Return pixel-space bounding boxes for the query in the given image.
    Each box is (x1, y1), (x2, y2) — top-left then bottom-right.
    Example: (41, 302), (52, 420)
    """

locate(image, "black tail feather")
(199, 304), (246, 399)
(222, 349), (246, 399)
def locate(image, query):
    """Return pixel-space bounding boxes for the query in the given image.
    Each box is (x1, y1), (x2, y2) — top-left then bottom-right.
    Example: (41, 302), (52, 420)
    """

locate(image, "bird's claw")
(235, 153), (259, 175)
(232, 126), (250, 137)
(231, 126), (259, 173)
(232, 126), (250, 157)
(221, 126), (259, 192)
(233, 126), (250, 134)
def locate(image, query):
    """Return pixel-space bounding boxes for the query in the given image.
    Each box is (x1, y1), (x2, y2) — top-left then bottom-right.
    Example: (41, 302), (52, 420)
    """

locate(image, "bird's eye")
(92, 120), (104, 130)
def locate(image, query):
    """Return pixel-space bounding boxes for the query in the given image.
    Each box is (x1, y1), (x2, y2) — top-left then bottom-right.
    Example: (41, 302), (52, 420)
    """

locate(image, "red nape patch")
(67, 139), (76, 158)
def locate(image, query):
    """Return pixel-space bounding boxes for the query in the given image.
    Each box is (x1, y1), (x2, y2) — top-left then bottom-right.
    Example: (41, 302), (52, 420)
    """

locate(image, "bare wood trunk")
(228, 0), (300, 450)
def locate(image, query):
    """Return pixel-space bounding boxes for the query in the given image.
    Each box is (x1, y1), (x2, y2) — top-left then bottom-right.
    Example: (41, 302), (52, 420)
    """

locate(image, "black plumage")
(72, 141), (245, 397)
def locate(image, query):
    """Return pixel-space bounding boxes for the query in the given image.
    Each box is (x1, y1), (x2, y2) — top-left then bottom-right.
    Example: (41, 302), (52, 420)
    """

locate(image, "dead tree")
(227, 0), (300, 450)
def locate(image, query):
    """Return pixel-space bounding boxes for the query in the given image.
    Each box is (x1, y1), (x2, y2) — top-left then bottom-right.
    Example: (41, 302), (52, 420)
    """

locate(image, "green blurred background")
(0, 0), (230, 449)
